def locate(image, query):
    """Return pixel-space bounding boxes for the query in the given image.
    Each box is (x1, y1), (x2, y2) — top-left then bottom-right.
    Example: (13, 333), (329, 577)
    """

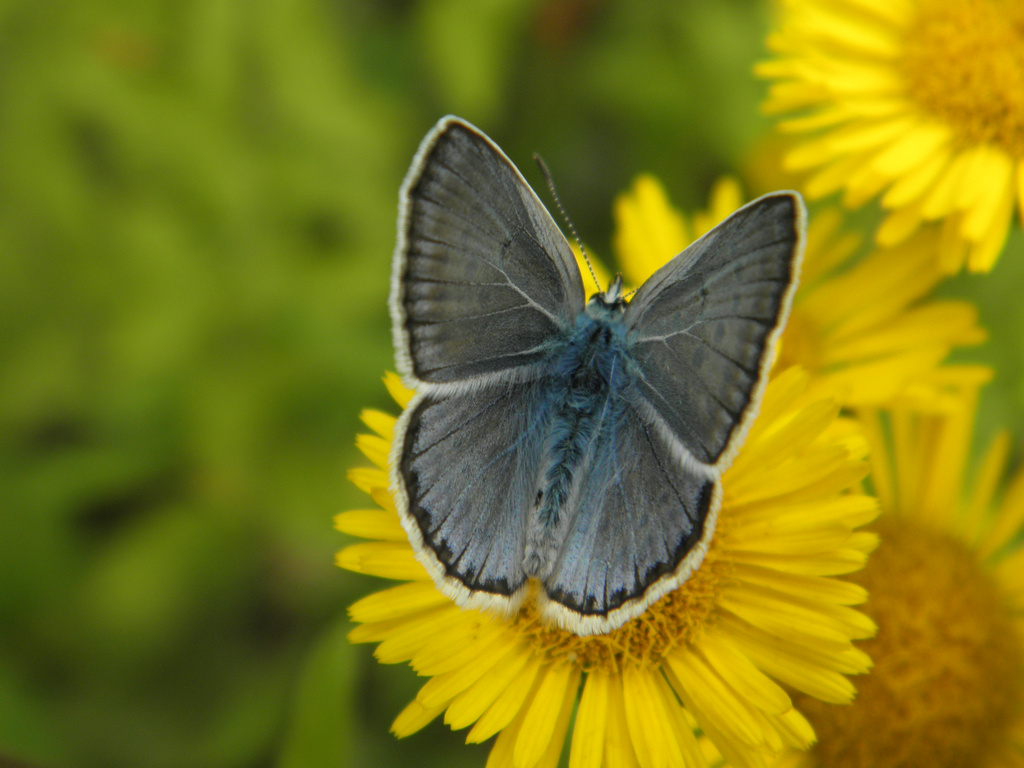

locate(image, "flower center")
(901, 0), (1024, 156)
(796, 516), (1023, 768)
(513, 522), (732, 671)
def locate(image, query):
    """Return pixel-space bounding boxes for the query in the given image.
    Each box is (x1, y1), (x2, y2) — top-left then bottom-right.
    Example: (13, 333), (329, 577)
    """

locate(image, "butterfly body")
(525, 284), (632, 580)
(390, 116), (804, 634)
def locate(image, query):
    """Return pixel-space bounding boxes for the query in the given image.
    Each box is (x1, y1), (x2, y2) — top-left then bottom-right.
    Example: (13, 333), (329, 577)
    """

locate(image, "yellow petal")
(446, 645), (532, 730)
(816, 63), (904, 97)
(348, 580), (451, 622)
(384, 371), (414, 408)
(347, 602), (454, 645)
(513, 664), (576, 768)
(730, 563), (868, 605)
(391, 697), (447, 737)
(622, 665), (685, 768)
(468, 654), (543, 743)
(334, 509), (407, 541)
(665, 647), (765, 748)
(347, 466), (388, 495)
(978, 462), (1024, 560)
(841, 162), (889, 208)
(937, 214), (970, 272)
(411, 619), (505, 676)
(718, 585), (867, 647)
(961, 431), (1011, 545)
(570, 672), (609, 768)
(870, 121), (950, 176)
(613, 175), (690, 286)
(825, 308), (983, 364)
(876, 202), (924, 245)
(724, 616), (868, 702)
(486, 698), (528, 768)
(806, 7), (901, 58)
(536, 668), (581, 768)
(859, 409), (895, 512)
(693, 177), (745, 237)
(370, 486), (397, 514)
(800, 207), (861, 283)
(881, 149), (949, 208)
(605, 678), (642, 768)
(764, 707), (816, 751)
(360, 408), (397, 439)
(335, 542), (424, 580)
(356, 432), (390, 467)
(729, 399), (839, 478)
(372, 607), (471, 664)
(728, 447), (860, 507)
(777, 105), (853, 133)
(960, 149), (1014, 240)
(816, 349), (949, 407)
(728, 546), (870, 576)
(697, 630), (792, 715)
(793, 116), (915, 169)
(653, 675), (707, 768)
(921, 151), (973, 219)
(730, 494), (878, 532)
(840, 0), (912, 25)
(966, 184), (1014, 272)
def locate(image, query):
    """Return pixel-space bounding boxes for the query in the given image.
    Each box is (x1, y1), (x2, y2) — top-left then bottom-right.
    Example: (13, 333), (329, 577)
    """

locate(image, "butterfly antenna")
(534, 153), (601, 293)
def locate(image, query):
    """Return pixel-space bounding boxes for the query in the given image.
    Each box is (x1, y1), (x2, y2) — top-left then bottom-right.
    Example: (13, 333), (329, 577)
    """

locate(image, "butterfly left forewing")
(392, 116), (585, 390)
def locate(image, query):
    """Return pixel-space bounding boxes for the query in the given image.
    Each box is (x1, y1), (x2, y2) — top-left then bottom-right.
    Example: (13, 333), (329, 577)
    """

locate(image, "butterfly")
(389, 116), (805, 636)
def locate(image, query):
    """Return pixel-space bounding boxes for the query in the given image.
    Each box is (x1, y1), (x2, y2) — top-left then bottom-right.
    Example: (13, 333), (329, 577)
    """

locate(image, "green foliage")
(0, 1), (1019, 767)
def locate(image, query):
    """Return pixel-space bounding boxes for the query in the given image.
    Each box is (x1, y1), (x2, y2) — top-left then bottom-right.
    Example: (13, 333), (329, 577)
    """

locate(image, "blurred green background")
(1, 1), (1021, 767)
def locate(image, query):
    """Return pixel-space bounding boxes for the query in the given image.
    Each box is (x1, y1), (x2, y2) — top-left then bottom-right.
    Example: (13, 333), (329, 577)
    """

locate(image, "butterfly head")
(585, 273), (626, 319)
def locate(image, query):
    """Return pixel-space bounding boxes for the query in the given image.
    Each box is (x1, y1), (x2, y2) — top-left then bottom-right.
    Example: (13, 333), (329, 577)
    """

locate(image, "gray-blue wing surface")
(540, 395), (718, 633)
(393, 378), (557, 607)
(623, 192), (804, 468)
(392, 116), (585, 387)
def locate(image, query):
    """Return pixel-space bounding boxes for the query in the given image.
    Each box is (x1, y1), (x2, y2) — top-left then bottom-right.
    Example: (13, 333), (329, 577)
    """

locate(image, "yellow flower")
(339, 367), (877, 768)
(757, 0), (1024, 273)
(758, 387), (1024, 768)
(613, 175), (990, 410)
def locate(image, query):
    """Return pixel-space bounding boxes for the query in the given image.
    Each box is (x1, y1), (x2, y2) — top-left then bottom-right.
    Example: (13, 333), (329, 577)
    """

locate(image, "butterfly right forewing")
(623, 192), (805, 469)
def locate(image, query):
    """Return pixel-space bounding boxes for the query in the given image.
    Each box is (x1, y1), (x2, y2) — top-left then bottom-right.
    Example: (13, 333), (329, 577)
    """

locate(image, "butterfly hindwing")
(393, 379), (558, 612)
(624, 193), (804, 468)
(392, 116), (586, 387)
(540, 393), (719, 634)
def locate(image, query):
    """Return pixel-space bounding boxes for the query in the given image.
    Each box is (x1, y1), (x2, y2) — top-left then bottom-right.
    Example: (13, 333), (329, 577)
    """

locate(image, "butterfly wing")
(393, 380), (558, 613)
(391, 116), (585, 611)
(391, 116), (585, 388)
(623, 192), (805, 469)
(539, 396), (720, 635)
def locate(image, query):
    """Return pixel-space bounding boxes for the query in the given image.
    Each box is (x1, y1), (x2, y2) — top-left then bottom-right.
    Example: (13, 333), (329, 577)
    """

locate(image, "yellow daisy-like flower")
(757, 0), (1024, 273)
(339, 367), (877, 768)
(755, 388), (1024, 768)
(613, 175), (989, 410)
